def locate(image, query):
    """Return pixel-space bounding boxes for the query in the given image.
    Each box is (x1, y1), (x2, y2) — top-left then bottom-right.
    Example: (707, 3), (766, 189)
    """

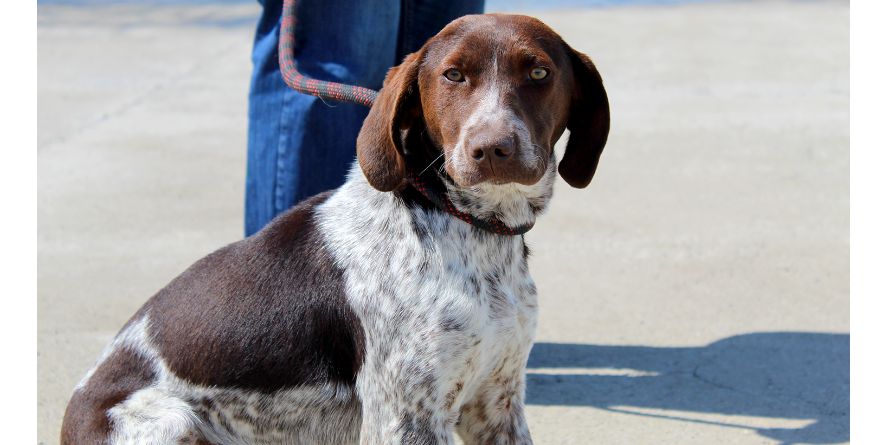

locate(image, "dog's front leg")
(357, 395), (457, 444)
(456, 374), (533, 445)
(359, 405), (455, 445)
(356, 363), (460, 445)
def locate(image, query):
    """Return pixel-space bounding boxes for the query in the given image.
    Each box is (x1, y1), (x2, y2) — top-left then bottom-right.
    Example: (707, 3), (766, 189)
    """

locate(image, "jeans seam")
(274, 81), (294, 215)
(400, 0), (414, 58)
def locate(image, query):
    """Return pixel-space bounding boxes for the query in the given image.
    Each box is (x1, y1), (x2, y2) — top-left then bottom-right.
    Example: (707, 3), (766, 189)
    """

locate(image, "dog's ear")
(559, 45), (610, 189)
(356, 51), (423, 192)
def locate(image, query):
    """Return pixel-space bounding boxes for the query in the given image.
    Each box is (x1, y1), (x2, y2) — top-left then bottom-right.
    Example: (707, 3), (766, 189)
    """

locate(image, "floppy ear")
(558, 45), (610, 188)
(356, 51), (423, 192)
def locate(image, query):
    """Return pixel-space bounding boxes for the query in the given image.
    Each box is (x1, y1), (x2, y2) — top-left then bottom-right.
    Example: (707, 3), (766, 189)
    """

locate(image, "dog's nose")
(469, 137), (515, 163)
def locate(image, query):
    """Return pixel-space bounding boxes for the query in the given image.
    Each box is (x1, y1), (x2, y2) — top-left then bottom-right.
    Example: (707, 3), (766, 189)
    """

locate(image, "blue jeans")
(245, 0), (485, 236)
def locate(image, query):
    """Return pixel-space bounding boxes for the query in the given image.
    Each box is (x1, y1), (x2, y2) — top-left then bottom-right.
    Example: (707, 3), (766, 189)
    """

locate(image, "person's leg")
(246, 0), (400, 236)
(396, 0), (486, 59)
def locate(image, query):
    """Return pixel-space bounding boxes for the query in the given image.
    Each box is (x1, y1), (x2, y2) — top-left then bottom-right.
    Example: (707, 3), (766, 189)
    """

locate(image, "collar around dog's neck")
(405, 171), (534, 236)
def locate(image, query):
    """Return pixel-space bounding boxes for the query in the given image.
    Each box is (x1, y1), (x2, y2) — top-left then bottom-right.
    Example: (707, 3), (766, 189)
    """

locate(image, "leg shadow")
(526, 332), (848, 444)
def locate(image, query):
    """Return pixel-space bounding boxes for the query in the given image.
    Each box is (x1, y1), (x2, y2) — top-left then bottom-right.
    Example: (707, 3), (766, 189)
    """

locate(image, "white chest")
(345, 212), (539, 393)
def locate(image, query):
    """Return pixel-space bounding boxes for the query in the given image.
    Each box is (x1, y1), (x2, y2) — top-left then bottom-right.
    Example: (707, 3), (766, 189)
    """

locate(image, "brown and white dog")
(61, 13), (609, 444)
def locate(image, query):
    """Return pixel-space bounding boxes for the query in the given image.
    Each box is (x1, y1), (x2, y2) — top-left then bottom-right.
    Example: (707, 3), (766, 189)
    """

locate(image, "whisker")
(419, 152), (445, 176)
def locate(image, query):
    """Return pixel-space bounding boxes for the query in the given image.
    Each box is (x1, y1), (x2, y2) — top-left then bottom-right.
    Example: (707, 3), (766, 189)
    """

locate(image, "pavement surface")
(37, 1), (849, 444)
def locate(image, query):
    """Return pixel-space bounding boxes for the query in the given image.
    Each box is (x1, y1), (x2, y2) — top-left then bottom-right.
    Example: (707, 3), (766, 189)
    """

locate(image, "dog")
(61, 13), (609, 444)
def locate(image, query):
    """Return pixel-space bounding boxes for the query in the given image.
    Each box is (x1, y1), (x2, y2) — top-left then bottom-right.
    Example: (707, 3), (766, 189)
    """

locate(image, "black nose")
(469, 137), (515, 162)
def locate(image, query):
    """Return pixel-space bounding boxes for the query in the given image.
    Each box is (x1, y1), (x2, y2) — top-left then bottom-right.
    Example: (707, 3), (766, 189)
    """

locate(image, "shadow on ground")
(527, 333), (848, 444)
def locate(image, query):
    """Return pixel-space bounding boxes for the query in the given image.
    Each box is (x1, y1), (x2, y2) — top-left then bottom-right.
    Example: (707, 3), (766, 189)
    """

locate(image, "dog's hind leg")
(105, 386), (200, 445)
(60, 342), (202, 445)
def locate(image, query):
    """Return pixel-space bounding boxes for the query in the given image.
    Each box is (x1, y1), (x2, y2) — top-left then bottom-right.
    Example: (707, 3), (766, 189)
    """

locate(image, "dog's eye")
(529, 67), (549, 81)
(444, 69), (465, 82)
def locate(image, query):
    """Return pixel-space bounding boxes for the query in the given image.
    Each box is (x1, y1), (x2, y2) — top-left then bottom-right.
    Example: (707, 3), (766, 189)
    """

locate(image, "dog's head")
(357, 13), (609, 193)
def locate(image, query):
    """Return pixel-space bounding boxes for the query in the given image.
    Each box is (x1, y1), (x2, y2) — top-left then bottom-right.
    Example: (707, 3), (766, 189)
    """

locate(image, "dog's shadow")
(526, 332), (848, 444)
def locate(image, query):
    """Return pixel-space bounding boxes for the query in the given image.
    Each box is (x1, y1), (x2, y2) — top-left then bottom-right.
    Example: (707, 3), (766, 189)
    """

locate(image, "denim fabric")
(245, 0), (485, 236)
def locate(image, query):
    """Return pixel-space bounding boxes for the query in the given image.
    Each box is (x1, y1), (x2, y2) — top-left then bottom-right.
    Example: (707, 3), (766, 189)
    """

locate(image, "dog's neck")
(402, 171), (540, 235)
(328, 162), (554, 245)
(437, 162), (555, 232)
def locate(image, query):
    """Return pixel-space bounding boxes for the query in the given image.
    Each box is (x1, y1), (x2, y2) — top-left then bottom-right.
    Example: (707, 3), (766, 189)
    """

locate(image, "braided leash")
(278, 0), (378, 107)
(277, 0), (528, 236)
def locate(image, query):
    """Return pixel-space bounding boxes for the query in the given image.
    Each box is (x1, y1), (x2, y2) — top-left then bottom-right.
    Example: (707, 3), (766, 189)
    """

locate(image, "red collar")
(406, 172), (533, 236)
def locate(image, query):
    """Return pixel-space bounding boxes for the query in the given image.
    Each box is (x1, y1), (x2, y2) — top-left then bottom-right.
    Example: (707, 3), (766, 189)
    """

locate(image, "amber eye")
(529, 67), (549, 81)
(444, 69), (465, 82)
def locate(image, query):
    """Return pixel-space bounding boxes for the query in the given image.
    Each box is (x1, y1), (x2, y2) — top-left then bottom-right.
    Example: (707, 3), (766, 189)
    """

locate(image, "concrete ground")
(37, 1), (848, 444)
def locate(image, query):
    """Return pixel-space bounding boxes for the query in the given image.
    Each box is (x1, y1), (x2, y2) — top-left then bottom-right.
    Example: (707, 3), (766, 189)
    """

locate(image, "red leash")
(278, 0), (379, 108)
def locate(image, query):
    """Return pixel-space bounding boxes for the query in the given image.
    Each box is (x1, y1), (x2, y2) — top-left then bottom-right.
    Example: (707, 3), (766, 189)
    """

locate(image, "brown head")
(356, 13), (610, 192)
